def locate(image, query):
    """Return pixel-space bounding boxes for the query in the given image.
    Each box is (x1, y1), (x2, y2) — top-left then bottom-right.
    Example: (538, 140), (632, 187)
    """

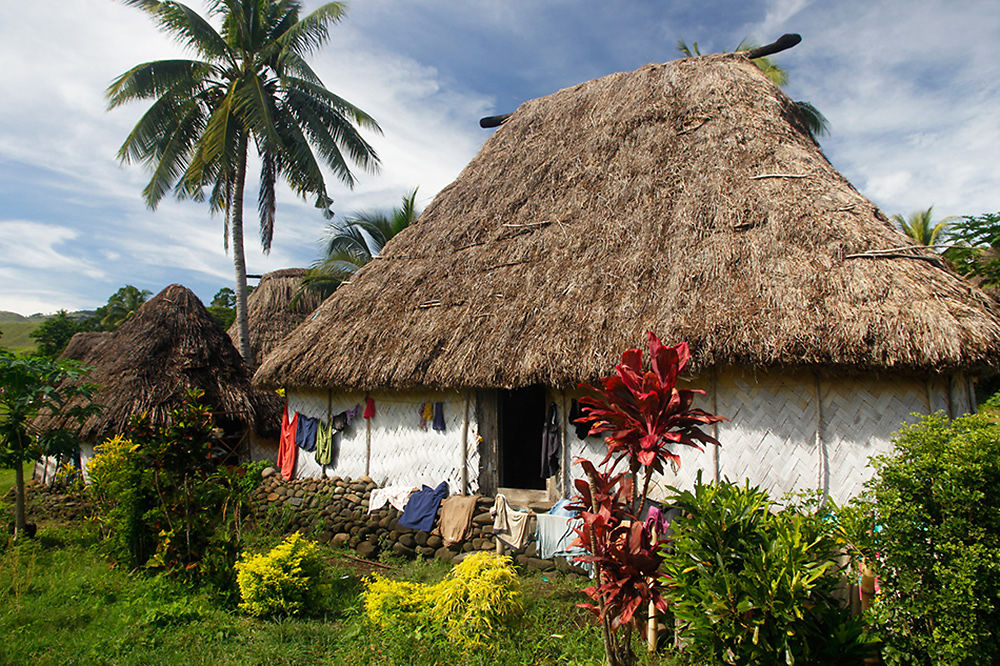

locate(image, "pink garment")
(644, 505), (670, 536)
(279, 406), (298, 481)
(363, 397), (375, 419)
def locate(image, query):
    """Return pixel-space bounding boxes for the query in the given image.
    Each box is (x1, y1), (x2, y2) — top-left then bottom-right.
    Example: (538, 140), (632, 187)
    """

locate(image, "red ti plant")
(571, 333), (723, 665)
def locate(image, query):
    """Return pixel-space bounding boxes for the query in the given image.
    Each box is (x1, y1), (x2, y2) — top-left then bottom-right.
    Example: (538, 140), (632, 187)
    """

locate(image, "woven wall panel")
(821, 376), (929, 501)
(715, 370), (821, 499)
(286, 389), (479, 493)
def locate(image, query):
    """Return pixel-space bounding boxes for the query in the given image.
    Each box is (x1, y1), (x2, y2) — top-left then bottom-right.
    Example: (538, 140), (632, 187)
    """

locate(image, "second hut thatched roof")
(255, 53), (1000, 392)
(39, 284), (280, 442)
(228, 268), (323, 367)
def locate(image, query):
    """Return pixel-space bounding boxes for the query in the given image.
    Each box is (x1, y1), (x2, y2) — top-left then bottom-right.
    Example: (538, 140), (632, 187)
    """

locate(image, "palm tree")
(676, 39), (829, 139)
(892, 206), (951, 247)
(98, 285), (152, 330)
(108, 0), (381, 366)
(299, 189), (420, 300)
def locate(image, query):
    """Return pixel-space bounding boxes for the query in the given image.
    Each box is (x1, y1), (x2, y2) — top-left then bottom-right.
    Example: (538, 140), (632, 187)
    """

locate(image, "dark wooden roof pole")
(480, 113), (513, 129)
(743, 33), (801, 60)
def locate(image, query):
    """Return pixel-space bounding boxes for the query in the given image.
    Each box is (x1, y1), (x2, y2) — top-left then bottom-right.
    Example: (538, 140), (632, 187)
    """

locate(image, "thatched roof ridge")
(255, 53), (1000, 391)
(60, 331), (112, 363)
(228, 267), (323, 367)
(38, 285), (279, 441)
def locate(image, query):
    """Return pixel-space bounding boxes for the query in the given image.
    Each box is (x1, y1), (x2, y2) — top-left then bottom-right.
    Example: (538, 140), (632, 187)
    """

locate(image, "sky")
(1, 0), (998, 315)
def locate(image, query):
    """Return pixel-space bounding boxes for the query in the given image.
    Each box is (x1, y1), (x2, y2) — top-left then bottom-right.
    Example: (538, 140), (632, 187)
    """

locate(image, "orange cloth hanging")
(279, 406), (298, 481)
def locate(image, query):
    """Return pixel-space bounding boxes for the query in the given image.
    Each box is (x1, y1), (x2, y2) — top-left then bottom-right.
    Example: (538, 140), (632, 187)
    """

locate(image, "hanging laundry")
(418, 402), (428, 430)
(540, 402), (561, 478)
(643, 504), (671, 537)
(399, 481), (449, 532)
(433, 494), (481, 545)
(491, 494), (532, 549)
(331, 410), (350, 431)
(295, 414), (319, 452)
(315, 420), (339, 466)
(536, 513), (580, 560)
(278, 407), (298, 481)
(547, 498), (577, 518)
(432, 401), (446, 432)
(368, 486), (415, 514)
(570, 399), (591, 439)
(347, 403), (361, 420)
(363, 397), (375, 419)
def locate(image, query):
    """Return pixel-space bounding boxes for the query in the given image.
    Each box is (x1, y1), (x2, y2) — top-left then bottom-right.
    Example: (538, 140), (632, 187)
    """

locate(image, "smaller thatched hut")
(228, 268), (324, 367)
(34, 285), (280, 481)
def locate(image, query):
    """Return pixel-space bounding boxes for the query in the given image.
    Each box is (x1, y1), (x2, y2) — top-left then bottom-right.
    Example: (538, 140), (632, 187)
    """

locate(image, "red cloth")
(279, 406), (298, 481)
(363, 397), (375, 419)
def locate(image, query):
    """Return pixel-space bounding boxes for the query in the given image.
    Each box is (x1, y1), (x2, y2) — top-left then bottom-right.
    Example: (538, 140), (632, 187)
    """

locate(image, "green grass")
(0, 462), (34, 497)
(0, 320), (41, 353)
(0, 523), (673, 666)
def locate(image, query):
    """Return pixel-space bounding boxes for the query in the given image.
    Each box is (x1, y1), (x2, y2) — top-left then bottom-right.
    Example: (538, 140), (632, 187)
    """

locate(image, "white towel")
(368, 485), (414, 513)
(491, 493), (532, 549)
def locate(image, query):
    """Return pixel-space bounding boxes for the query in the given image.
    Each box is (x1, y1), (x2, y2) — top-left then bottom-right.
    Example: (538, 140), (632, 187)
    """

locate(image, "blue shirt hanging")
(399, 481), (449, 532)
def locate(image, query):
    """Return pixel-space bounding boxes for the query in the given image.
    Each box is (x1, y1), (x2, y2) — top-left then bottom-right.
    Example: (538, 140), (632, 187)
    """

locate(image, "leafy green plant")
(860, 412), (1000, 665)
(363, 551), (522, 649)
(660, 476), (872, 665)
(235, 532), (330, 618)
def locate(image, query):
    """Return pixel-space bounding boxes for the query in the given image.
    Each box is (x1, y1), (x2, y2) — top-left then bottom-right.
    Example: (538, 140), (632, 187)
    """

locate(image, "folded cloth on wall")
(491, 494), (532, 549)
(295, 414), (319, 451)
(535, 512), (579, 560)
(432, 402), (446, 432)
(368, 486), (415, 514)
(399, 481), (449, 532)
(433, 494), (481, 545)
(315, 420), (338, 466)
(278, 406), (298, 481)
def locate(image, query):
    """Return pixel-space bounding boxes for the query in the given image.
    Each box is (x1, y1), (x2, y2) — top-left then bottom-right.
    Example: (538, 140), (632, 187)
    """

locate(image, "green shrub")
(861, 412), (1000, 665)
(661, 477), (871, 665)
(235, 532), (329, 618)
(362, 551), (522, 648)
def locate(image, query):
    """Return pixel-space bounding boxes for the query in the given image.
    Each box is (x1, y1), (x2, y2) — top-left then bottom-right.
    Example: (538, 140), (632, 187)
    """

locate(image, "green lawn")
(0, 462), (34, 497)
(0, 523), (671, 666)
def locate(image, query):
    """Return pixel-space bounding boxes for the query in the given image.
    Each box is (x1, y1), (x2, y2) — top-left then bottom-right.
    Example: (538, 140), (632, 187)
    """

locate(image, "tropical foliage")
(300, 189), (420, 300)
(572, 333), (723, 665)
(109, 0), (381, 366)
(29, 310), (93, 357)
(236, 532), (330, 617)
(676, 39), (829, 139)
(891, 206), (951, 247)
(661, 479), (872, 665)
(944, 211), (1000, 288)
(0, 351), (98, 535)
(855, 412), (1000, 665)
(95, 285), (151, 330)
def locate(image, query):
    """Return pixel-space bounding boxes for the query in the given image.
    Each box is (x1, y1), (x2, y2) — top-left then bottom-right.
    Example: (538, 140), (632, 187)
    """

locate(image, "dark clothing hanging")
(295, 414), (319, 452)
(432, 401), (446, 432)
(570, 399), (591, 439)
(541, 402), (561, 478)
(331, 410), (350, 431)
(399, 481), (449, 532)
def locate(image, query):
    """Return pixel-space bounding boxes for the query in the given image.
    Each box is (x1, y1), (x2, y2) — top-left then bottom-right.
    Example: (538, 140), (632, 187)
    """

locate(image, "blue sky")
(1, 0), (998, 315)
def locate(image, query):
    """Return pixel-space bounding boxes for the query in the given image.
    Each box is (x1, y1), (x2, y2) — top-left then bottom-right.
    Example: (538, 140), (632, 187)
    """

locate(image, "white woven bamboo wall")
(286, 389), (479, 493)
(563, 369), (965, 504)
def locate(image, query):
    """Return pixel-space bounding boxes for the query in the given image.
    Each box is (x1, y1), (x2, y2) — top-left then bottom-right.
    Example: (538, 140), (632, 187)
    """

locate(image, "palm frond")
(676, 40), (701, 57)
(276, 2), (346, 56)
(321, 224), (371, 260)
(794, 101), (829, 139)
(892, 207), (951, 247)
(106, 59), (212, 109)
(151, 1), (234, 62)
(284, 76), (382, 133)
(736, 39), (788, 86)
(135, 99), (206, 207)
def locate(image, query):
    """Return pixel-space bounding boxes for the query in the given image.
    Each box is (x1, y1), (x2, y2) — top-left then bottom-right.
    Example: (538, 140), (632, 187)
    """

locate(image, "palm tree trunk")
(231, 133), (255, 368)
(14, 458), (26, 537)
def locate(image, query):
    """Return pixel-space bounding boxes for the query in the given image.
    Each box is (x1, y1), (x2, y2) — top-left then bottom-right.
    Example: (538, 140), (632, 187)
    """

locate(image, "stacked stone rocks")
(250, 469), (588, 575)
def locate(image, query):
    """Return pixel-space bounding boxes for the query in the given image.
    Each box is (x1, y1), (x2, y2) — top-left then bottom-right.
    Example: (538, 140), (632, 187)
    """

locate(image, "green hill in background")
(0, 309), (97, 353)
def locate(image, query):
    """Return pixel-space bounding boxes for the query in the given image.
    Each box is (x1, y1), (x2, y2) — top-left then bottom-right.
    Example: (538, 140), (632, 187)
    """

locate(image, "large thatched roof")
(39, 285), (280, 441)
(228, 268), (323, 367)
(255, 53), (1000, 392)
(60, 331), (112, 363)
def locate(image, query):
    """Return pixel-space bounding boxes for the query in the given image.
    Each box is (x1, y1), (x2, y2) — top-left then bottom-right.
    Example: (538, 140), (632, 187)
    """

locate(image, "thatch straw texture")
(60, 331), (112, 363)
(228, 268), (322, 367)
(256, 53), (1000, 391)
(38, 285), (280, 441)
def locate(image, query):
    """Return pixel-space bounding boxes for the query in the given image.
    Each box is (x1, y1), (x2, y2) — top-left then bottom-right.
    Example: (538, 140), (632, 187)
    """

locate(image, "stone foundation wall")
(250, 469), (588, 575)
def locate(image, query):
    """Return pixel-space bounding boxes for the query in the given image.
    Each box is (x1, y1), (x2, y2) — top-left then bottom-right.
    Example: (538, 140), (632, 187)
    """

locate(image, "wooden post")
(814, 372), (826, 500)
(461, 392), (470, 495)
(647, 525), (659, 653)
(365, 394), (371, 477)
(711, 369), (720, 484)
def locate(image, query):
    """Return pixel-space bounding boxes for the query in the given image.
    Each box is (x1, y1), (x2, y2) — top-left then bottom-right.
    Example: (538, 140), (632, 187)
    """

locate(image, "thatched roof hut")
(228, 268), (323, 368)
(253, 52), (1000, 502)
(60, 331), (112, 364)
(39, 284), (279, 444)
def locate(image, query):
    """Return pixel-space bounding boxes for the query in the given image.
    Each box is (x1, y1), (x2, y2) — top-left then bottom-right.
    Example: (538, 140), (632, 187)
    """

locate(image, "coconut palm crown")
(107, 0), (381, 366)
(892, 206), (951, 247)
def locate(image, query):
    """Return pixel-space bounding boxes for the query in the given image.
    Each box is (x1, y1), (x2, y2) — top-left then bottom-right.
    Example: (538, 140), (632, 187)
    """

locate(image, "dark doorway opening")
(498, 386), (547, 490)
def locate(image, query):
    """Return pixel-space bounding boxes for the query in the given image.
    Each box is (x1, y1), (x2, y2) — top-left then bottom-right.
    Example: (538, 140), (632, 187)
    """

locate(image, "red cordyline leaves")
(577, 333), (724, 474)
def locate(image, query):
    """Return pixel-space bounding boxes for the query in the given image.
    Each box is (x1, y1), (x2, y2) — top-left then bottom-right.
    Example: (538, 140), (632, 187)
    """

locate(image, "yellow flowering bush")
(235, 533), (329, 618)
(362, 551), (522, 647)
